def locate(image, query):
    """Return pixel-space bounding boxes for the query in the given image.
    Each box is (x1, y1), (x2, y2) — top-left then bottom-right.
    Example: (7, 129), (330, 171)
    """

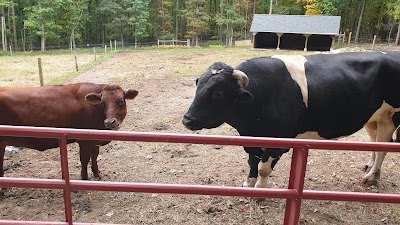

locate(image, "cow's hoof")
(254, 181), (268, 188)
(362, 176), (378, 186)
(243, 178), (257, 187)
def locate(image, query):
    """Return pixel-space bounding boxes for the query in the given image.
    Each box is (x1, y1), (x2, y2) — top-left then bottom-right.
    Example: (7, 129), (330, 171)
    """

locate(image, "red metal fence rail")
(1, 125), (400, 225)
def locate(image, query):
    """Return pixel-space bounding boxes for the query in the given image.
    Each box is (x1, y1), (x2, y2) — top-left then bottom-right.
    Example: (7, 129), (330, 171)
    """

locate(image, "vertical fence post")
(74, 52), (79, 72)
(372, 35), (377, 49)
(104, 45), (107, 54)
(94, 47), (96, 61)
(59, 135), (73, 225)
(37, 58), (44, 86)
(348, 32), (352, 46)
(283, 147), (309, 225)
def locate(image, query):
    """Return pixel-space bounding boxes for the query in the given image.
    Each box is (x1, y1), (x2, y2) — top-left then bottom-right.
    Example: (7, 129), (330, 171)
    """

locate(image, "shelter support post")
(303, 34), (311, 51)
(276, 33), (283, 50)
(252, 32), (257, 50)
(330, 35), (335, 51)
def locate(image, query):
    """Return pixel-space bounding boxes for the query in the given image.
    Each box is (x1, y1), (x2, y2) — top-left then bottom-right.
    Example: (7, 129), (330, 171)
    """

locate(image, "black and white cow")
(182, 52), (400, 188)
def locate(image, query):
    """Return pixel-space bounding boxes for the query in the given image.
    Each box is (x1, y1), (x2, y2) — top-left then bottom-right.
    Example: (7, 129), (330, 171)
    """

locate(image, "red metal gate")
(1, 125), (400, 225)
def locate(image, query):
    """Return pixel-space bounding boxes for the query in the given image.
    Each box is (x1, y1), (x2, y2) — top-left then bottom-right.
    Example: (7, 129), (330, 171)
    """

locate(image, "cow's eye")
(118, 99), (125, 106)
(212, 90), (224, 100)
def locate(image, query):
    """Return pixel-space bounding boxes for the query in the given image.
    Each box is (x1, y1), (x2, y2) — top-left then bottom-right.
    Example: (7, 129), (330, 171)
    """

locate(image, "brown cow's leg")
(78, 143), (90, 180)
(0, 145), (5, 193)
(91, 145), (100, 179)
(0, 145), (4, 178)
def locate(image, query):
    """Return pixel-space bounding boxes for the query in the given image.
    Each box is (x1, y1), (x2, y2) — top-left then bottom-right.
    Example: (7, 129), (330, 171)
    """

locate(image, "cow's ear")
(125, 89), (138, 100)
(85, 93), (102, 105)
(236, 89), (253, 104)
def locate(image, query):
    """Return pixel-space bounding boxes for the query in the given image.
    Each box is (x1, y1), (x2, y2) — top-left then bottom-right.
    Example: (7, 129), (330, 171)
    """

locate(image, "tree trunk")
(41, 22), (45, 52)
(70, 29), (76, 50)
(1, 16), (5, 51)
(12, 4), (17, 51)
(121, 33), (124, 48)
(269, 0), (272, 14)
(395, 22), (400, 46)
(175, 0), (178, 40)
(7, 6), (13, 50)
(21, 29), (25, 52)
(354, 0), (366, 44)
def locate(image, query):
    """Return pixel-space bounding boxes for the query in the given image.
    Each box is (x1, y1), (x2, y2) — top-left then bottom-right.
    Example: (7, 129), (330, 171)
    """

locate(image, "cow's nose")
(182, 115), (193, 127)
(104, 118), (117, 128)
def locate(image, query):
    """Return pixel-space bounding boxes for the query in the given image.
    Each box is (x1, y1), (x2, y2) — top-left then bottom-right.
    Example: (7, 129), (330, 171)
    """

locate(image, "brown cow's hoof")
(93, 172), (100, 178)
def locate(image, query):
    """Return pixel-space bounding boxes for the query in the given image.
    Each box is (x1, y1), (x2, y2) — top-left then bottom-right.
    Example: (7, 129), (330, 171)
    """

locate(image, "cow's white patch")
(255, 157), (275, 188)
(295, 131), (326, 139)
(272, 55), (308, 107)
(362, 101), (400, 185)
(380, 52), (387, 55)
(364, 101), (400, 137)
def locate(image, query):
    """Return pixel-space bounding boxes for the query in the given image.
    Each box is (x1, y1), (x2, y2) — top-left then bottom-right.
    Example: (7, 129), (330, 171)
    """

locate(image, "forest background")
(1, 0), (400, 52)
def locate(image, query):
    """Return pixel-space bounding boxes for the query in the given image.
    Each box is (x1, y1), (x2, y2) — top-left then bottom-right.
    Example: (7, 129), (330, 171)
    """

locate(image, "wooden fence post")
(348, 32), (352, 46)
(105, 45), (107, 54)
(38, 58), (44, 86)
(372, 35), (377, 49)
(74, 52), (79, 72)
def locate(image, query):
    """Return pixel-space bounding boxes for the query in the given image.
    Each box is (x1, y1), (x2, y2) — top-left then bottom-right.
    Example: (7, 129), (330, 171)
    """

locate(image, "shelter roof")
(250, 14), (341, 35)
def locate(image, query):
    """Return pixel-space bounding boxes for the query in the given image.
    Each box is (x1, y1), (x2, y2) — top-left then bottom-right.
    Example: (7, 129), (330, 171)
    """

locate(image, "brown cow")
(0, 82), (138, 180)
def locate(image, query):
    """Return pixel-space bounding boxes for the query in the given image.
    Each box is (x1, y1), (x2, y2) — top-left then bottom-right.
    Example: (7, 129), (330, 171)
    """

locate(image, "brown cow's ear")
(125, 89), (138, 100)
(85, 93), (102, 104)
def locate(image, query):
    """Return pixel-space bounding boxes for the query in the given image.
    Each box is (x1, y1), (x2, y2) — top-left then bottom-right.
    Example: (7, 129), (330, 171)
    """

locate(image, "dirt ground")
(1, 48), (400, 225)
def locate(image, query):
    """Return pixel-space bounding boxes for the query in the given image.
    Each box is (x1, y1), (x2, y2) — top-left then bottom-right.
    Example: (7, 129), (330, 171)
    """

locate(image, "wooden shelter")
(250, 14), (341, 51)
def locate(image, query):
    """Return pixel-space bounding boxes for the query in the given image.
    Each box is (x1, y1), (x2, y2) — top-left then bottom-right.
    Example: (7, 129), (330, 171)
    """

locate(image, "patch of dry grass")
(0, 53), (97, 87)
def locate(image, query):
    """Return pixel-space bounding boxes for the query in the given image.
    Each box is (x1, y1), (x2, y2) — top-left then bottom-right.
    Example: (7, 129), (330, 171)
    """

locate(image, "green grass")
(47, 50), (119, 85)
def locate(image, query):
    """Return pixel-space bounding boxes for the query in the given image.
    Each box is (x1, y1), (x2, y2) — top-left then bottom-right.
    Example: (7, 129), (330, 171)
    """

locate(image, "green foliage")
(388, 0), (400, 20)
(0, 0), (399, 49)
(185, 0), (210, 38)
(23, 0), (65, 43)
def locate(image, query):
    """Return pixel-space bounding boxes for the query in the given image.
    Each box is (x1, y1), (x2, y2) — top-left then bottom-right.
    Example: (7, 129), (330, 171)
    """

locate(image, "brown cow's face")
(85, 85), (138, 130)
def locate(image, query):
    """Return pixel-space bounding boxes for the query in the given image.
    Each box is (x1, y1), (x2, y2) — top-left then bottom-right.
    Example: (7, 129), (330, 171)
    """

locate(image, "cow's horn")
(232, 70), (249, 87)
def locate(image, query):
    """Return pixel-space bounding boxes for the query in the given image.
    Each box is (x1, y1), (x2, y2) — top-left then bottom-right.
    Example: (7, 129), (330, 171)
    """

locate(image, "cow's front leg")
(243, 153), (259, 187)
(254, 148), (287, 188)
(78, 143), (91, 180)
(0, 145), (4, 178)
(91, 145), (100, 179)
(0, 145), (5, 193)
